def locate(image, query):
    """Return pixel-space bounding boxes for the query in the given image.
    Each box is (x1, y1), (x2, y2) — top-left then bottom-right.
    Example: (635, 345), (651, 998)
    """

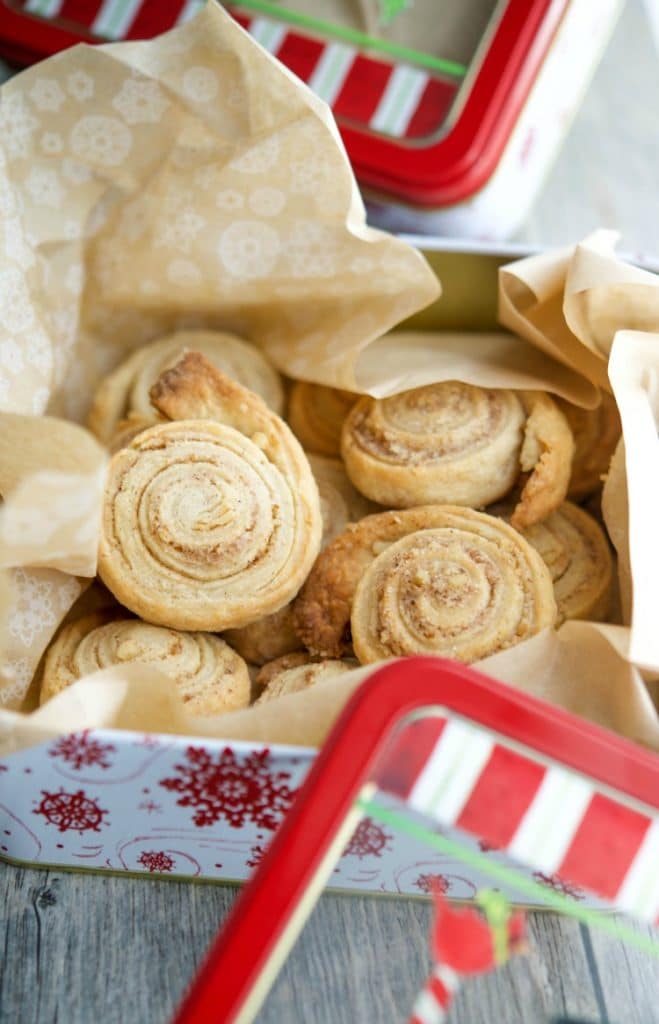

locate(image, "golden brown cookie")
(288, 382), (356, 456)
(98, 355), (322, 631)
(88, 330), (284, 444)
(224, 605), (302, 666)
(294, 505), (556, 658)
(341, 383), (573, 525)
(504, 501), (613, 624)
(350, 511), (556, 665)
(255, 656), (354, 704)
(40, 613), (250, 715)
(556, 392), (621, 501)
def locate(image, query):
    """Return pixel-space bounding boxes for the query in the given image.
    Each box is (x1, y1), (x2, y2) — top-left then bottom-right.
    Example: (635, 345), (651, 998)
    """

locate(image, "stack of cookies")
(39, 331), (619, 716)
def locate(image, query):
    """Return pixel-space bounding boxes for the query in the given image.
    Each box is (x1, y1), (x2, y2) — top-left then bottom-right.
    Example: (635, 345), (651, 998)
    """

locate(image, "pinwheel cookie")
(224, 454), (375, 664)
(557, 392), (621, 500)
(288, 382), (357, 456)
(88, 330), (284, 445)
(40, 613), (250, 715)
(295, 506), (556, 660)
(501, 501), (613, 624)
(97, 353), (322, 631)
(341, 382), (574, 528)
(255, 653), (354, 704)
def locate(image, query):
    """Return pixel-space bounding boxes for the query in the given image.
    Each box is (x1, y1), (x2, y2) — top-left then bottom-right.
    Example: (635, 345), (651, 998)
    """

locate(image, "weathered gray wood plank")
(1, 863), (658, 1023)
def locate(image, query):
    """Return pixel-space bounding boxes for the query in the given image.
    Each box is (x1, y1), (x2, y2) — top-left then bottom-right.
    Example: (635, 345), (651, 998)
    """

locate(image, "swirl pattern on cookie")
(288, 382), (356, 456)
(507, 501), (612, 623)
(557, 393), (621, 501)
(88, 330), (284, 444)
(350, 510), (556, 665)
(98, 357), (322, 631)
(255, 656), (353, 704)
(341, 382), (527, 509)
(40, 613), (250, 714)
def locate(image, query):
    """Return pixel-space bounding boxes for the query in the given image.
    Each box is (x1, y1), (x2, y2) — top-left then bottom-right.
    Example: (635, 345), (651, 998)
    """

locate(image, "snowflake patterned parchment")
(533, 871), (585, 901)
(414, 872), (451, 895)
(343, 818), (393, 860)
(159, 746), (296, 829)
(33, 789), (109, 834)
(137, 850), (175, 873)
(48, 732), (116, 772)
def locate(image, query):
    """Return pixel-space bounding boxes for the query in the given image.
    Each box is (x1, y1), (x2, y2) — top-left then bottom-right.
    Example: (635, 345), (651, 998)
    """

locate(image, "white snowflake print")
(40, 132), (63, 155)
(218, 220), (281, 280)
(56, 576), (82, 612)
(25, 329), (53, 376)
(0, 267), (34, 333)
(65, 263), (84, 296)
(112, 78), (169, 124)
(70, 116), (132, 167)
(0, 658), (32, 707)
(287, 220), (339, 278)
(0, 92), (38, 159)
(32, 386), (50, 414)
(25, 167), (64, 208)
(182, 66), (218, 103)
(289, 157), (330, 195)
(50, 307), (78, 352)
(8, 568), (58, 648)
(0, 338), (23, 373)
(229, 136), (280, 174)
(167, 259), (201, 286)
(29, 78), (65, 112)
(67, 71), (94, 102)
(248, 188), (286, 217)
(62, 158), (92, 185)
(154, 206), (205, 253)
(0, 371), (9, 406)
(215, 189), (244, 212)
(3, 217), (34, 270)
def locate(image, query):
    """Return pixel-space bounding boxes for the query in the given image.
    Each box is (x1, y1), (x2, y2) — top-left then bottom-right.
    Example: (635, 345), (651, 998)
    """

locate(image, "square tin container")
(0, 238), (643, 906)
(0, 0), (623, 238)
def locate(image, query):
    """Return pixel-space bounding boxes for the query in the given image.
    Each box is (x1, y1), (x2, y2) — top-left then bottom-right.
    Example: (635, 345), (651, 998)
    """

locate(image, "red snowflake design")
(158, 746), (295, 829)
(414, 872), (450, 895)
(533, 871), (585, 901)
(246, 842), (268, 869)
(138, 800), (162, 814)
(342, 818), (392, 860)
(48, 731), (116, 771)
(33, 789), (109, 834)
(137, 850), (175, 873)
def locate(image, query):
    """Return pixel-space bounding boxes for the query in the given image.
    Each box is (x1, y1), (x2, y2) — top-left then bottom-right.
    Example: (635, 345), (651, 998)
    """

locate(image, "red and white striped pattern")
(378, 715), (659, 923)
(16, 0), (458, 139)
(409, 964), (460, 1024)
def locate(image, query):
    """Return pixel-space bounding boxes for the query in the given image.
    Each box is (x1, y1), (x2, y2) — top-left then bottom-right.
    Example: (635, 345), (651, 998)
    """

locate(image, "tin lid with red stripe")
(0, 0), (569, 206)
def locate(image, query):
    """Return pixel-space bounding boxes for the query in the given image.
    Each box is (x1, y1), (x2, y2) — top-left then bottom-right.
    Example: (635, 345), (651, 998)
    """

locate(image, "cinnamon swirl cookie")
(502, 501), (613, 624)
(557, 393), (621, 501)
(294, 505), (556, 658)
(40, 613), (250, 714)
(255, 654), (354, 704)
(224, 455), (373, 663)
(341, 383), (573, 528)
(98, 355), (322, 631)
(288, 382), (357, 456)
(88, 330), (284, 445)
(350, 510), (556, 665)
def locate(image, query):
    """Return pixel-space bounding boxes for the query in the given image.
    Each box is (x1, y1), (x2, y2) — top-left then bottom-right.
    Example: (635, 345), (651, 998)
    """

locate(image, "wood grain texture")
(2, 1), (659, 1021)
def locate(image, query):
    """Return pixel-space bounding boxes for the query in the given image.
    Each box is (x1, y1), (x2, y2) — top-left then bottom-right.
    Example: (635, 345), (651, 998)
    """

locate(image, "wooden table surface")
(2, 1), (659, 1021)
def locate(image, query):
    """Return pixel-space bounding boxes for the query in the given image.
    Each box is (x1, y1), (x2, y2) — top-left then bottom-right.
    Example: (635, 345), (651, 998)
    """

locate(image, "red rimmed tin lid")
(0, 0), (568, 206)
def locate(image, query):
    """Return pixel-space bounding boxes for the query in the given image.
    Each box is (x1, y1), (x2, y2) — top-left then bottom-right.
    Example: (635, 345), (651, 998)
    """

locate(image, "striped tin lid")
(14, 0), (461, 140)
